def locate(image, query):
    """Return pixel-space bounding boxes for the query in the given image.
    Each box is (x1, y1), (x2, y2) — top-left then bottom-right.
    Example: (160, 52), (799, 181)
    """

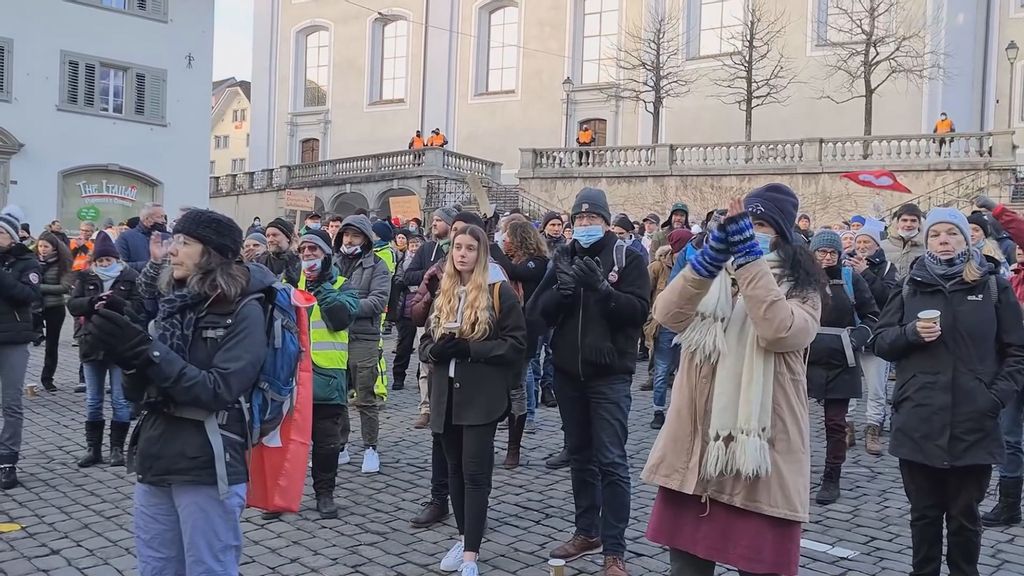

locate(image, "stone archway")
(375, 187), (420, 222)
(328, 191), (369, 218)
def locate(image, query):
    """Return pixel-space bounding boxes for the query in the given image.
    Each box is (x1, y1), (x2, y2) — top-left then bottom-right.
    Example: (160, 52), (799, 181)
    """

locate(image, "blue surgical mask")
(307, 222), (321, 230)
(755, 232), (775, 254)
(573, 225), (605, 248)
(94, 261), (124, 281)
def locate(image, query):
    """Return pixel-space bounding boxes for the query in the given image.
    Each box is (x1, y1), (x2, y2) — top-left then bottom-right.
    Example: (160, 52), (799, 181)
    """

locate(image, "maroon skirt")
(646, 487), (802, 576)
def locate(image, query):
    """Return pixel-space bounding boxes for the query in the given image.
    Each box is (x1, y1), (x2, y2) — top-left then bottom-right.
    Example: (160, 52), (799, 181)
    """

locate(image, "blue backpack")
(244, 283), (302, 445)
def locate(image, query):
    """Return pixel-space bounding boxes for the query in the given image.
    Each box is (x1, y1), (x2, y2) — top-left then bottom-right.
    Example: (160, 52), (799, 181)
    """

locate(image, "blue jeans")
(526, 344), (541, 421)
(554, 371), (632, 556)
(134, 482), (247, 576)
(998, 389), (1024, 478)
(83, 361), (130, 423)
(652, 328), (679, 410)
(531, 331), (554, 392)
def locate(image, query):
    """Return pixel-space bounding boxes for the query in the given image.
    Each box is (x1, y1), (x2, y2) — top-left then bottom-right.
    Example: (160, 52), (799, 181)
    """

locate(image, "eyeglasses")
(815, 249), (839, 259)
(298, 245), (322, 254)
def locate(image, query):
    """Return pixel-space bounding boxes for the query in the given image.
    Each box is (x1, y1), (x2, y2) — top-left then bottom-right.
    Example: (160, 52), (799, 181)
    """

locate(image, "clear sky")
(213, 0), (254, 81)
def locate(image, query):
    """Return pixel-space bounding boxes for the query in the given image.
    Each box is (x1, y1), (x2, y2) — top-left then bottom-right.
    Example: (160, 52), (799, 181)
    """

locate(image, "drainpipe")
(980, 0), (994, 130)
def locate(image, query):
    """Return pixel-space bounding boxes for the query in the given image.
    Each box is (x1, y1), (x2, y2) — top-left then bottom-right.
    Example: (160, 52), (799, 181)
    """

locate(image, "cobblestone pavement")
(2, 324), (1024, 576)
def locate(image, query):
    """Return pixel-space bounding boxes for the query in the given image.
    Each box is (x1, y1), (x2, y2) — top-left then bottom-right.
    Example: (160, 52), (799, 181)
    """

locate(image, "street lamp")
(562, 76), (574, 147)
(1007, 41), (1019, 130)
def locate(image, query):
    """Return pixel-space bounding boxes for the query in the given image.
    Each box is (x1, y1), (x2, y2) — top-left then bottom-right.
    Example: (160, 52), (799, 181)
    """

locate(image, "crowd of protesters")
(3, 182), (1024, 576)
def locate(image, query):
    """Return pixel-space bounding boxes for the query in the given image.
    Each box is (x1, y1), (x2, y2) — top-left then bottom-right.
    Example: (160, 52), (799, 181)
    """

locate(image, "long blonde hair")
(430, 225), (493, 341)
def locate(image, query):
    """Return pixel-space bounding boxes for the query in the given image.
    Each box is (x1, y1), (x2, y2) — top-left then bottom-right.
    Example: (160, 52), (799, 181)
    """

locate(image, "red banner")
(840, 170), (912, 194)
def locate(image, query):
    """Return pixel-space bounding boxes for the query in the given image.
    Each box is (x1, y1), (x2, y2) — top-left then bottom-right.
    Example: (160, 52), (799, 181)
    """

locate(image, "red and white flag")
(840, 170), (912, 194)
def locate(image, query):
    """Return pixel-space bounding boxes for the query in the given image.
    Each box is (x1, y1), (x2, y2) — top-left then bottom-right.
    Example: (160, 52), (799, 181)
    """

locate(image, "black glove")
(429, 333), (456, 363)
(572, 257), (612, 296)
(555, 254), (577, 298)
(97, 293), (146, 326)
(90, 308), (153, 369)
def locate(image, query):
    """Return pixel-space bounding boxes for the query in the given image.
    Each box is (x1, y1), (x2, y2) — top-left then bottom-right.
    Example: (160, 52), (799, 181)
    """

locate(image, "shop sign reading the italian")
(77, 179), (140, 206)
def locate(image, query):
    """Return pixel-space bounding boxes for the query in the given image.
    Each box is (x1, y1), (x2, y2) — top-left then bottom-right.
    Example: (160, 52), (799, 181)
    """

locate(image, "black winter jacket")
(490, 247), (548, 358)
(0, 243), (41, 345)
(38, 257), (72, 310)
(873, 259), (1024, 468)
(403, 240), (447, 289)
(530, 232), (650, 380)
(129, 262), (274, 487)
(67, 267), (143, 362)
(855, 249), (899, 310)
(420, 281), (527, 434)
(807, 265), (879, 400)
(254, 249), (300, 287)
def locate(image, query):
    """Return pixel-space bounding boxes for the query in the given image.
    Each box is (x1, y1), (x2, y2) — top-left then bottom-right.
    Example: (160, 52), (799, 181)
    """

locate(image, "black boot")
(983, 477), (1023, 527)
(315, 494), (339, 519)
(541, 387), (557, 408)
(310, 450), (339, 520)
(503, 414), (526, 469)
(77, 421), (105, 468)
(545, 446), (571, 469)
(815, 465), (841, 505)
(109, 421), (130, 467)
(0, 464), (17, 490)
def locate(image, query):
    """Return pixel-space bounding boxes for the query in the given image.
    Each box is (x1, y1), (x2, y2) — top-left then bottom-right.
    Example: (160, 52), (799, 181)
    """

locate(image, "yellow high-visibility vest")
(374, 245), (397, 276)
(299, 274), (349, 370)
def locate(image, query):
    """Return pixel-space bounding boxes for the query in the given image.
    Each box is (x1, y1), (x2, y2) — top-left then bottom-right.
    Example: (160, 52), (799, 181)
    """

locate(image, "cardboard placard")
(389, 195), (422, 221)
(282, 189), (315, 211)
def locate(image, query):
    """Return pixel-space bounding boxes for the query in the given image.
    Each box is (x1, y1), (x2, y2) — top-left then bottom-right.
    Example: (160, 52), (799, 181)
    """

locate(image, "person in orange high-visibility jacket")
(576, 125), (595, 147)
(933, 112), (955, 155)
(408, 130), (425, 149)
(426, 129), (448, 148)
(70, 222), (96, 271)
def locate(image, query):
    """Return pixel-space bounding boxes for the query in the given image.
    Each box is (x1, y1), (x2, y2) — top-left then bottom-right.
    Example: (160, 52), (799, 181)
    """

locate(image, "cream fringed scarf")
(680, 253), (789, 481)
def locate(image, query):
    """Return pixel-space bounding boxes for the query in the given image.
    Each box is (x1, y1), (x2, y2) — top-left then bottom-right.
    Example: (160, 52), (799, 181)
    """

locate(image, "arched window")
(369, 16), (409, 103)
(300, 138), (320, 163)
(298, 27), (330, 108)
(579, 118), (607, 146)
(479, 4), (519, 94)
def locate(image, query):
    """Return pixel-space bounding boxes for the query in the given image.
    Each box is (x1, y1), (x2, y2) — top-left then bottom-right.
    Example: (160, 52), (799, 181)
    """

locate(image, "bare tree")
(600, 6), (697, 144)
(710, 0), (798, 142)
(818, 0), (944, 136)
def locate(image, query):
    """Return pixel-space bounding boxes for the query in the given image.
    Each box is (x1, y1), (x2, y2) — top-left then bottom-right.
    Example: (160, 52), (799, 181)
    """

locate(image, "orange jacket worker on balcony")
(576, 125), (594, 146)
(409, 130), (425, 150)
(427, 129), (448, 148)
(933, 112), (955, 135)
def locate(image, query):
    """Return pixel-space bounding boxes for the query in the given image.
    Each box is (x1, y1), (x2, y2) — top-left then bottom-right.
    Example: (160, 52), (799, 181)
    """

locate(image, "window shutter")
(0, 39), (10, 101)
(135, 0), (167, 20)
(131, 67), (166, 123)
(62, 53), (99, 111)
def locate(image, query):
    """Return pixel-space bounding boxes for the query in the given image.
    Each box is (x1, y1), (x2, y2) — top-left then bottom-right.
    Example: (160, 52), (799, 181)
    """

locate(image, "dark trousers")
(555, 370), (632, 556)
(311, 404), (348, 496)
(823, 399), (849, 468)
(899, 460), (991, 576)
(40, 306), (65, 386)
(669, 549), (778, 576)
(439, 416), (498, 554)
(392, 317), (417, 385)
(431, 432), (449, 502)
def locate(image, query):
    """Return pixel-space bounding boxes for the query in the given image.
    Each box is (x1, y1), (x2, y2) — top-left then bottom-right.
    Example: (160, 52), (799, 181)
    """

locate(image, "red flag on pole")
(840, 170), (912, 194)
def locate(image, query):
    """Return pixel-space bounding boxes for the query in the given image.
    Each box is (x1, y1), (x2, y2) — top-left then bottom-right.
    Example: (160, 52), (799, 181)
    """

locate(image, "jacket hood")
(244, 261), (279, 294)
(339, 215), (374, 251)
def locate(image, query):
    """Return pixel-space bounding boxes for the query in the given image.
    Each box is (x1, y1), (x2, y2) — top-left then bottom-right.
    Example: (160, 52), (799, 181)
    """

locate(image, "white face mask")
(899, 228), (918, 239)
(340, 244), (361, 256)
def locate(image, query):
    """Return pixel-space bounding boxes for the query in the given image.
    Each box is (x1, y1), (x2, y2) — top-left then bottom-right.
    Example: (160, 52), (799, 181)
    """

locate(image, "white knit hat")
(0, 205), (24, 243)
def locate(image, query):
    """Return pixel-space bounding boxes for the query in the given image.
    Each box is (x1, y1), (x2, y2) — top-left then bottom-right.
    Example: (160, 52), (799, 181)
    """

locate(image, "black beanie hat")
(894, 203), (924, 221)
(571, 187), (612, 225)
(612, 214), (635, 232)
(172, 209), (243, 260)
(744, 183), (799, 245)
(541, 211), (563, 229)
(967, 212), (992, 239)
(92, 231), (119, 260)
(266, 217), (295, 241)
(453, 211), (486, 230)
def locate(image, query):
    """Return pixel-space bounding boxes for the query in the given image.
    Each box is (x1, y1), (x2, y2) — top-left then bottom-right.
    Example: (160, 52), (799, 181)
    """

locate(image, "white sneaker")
(439, 540), (465, 572)
(361, 447), (380, 473)
(460, 560), (479, 576)
(337, 447), (350, 465)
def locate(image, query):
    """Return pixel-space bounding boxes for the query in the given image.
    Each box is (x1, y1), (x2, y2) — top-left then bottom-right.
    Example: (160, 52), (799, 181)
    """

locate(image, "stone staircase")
(424, 177), (560, 222)
(888, 168), (1024, 217)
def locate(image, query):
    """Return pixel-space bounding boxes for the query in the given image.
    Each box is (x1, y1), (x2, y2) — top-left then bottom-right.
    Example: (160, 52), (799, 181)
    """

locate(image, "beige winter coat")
(641, 260), (821, 522)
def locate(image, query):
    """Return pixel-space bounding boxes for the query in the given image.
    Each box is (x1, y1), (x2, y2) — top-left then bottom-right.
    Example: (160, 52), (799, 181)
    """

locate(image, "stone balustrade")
(210, 147), (503, 197)
(518, 131), (1017, 178)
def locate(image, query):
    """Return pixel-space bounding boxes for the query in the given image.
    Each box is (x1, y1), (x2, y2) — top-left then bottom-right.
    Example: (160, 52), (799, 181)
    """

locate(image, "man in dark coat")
(116, 203), (167, 272)
(255, 218), (301, 287)
(530, 187), (650, 576)
(0, 205), (42, 490)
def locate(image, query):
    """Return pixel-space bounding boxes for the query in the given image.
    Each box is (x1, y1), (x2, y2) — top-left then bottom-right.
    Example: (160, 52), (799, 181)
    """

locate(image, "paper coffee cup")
(548, 559), (566, 576)
(917, 310), (941, 326)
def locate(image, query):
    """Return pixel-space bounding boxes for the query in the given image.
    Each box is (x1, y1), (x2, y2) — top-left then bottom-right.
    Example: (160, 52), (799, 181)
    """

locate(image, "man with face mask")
(332, 215), (391, 474)
(255, 218), (301, 287)
(302, 212), (323, 234)
(529, 187), (650, 576)
(882, 203), (926, 281)
(0, 205), (41, 490)
(115, 203), (167, 272)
